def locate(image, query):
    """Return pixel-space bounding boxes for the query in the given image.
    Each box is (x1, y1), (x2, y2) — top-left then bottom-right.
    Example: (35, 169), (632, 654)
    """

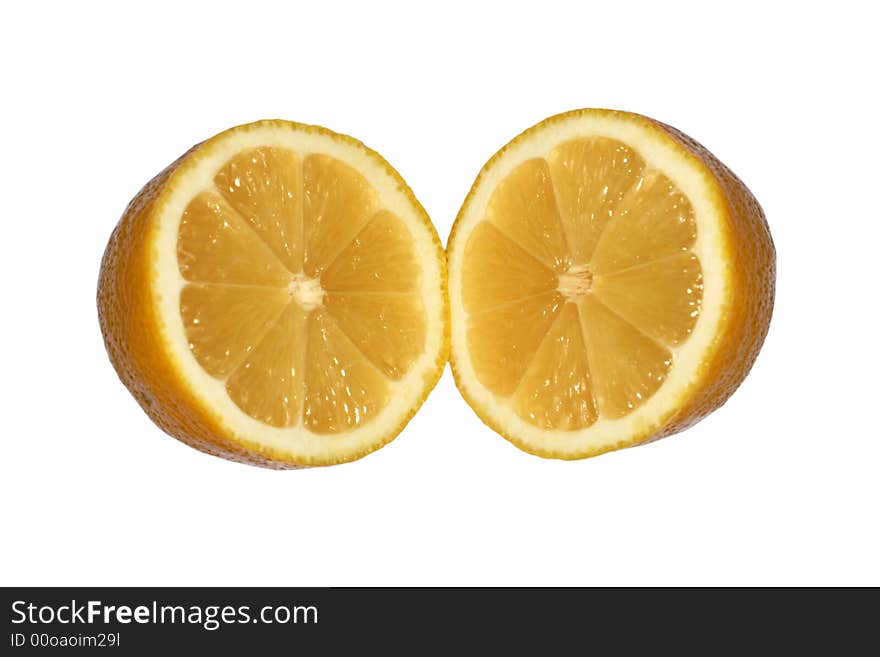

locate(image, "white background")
(2, 1), (877, 586)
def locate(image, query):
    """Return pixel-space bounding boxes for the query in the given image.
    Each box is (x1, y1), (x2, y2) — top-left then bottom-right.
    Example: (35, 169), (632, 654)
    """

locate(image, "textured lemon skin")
(448, 109), (775, 459)
(646, 119), (775, 442)
(97, 121), (449, 469)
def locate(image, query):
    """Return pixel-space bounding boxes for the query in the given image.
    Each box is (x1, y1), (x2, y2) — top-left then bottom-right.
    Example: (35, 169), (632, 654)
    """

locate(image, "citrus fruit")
(447, 109), (775, 459)
(98, 120), (448, 468)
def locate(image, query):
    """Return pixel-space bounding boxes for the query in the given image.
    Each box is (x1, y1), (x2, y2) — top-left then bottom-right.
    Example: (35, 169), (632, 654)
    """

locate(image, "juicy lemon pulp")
(461, 136), (703, 429)
(177, 147), (426, 433)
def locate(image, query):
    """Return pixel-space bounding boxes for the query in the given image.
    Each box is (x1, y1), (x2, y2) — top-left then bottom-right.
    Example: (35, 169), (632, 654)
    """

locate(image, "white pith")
(288, 273), (324, 311)
(448, 113), (729, 456)
(151, 124), (445, 463)
(557, 264), (593, 298)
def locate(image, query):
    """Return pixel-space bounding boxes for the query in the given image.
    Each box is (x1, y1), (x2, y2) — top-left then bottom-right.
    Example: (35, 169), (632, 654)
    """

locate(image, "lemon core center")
(288, 273), (324, 310)
(557, 264), (593, 299)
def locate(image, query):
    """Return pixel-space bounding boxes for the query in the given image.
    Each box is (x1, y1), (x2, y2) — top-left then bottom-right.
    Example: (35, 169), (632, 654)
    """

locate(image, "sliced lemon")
(98, 120), (448, 467)
(448, 109), (775, 459)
